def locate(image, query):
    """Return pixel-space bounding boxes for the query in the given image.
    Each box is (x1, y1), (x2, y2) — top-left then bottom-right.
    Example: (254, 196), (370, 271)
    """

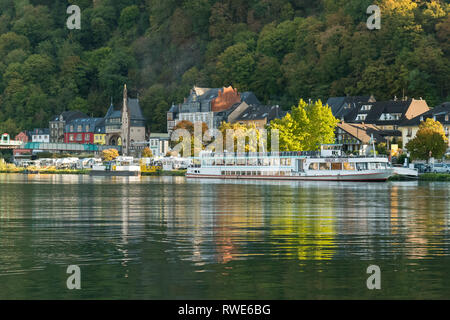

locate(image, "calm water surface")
(0, 173), (449, 299)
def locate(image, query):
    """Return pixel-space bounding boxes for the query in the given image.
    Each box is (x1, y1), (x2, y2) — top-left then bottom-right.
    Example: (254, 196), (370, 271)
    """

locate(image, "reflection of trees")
(268, 183), (337, 260)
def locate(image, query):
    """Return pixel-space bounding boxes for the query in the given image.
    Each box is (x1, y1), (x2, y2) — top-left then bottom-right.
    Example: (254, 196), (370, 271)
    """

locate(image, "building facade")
(65, 118), (103, 144)
(168, 86), (254, 134)
(31, 128), (50, 143)
(149, 133), (170, 157)
(335, 122), (386, 154)
(49, 111), (88, 143)
(232, 104), (286, 128)
(104, 85), (146, 155)
(400, 102), (450, 150)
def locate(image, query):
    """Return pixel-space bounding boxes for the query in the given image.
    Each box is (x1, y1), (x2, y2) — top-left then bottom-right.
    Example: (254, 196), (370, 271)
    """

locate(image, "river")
(0, 174), (449, 299)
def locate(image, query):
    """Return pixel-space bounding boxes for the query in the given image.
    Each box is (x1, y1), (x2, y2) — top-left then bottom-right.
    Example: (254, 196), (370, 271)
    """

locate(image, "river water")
(0, 174), (449, 299)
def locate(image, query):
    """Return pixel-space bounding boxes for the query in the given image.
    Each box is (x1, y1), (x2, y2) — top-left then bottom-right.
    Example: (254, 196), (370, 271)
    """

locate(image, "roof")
(235, 104), (285, 122)
(336, 123), (386, 144)
(240, 92), (261, 105)
(31, 128), (49, 135)
(105, 104), (122, 119)
(401, 102), (450, 126)
(94, 118), (106, 134)
(149, 133), (170, 139)
(66, 118), (104, 133)
(345, 99), (416, 125)
(105, 98), (146, 121)
(327, 96), (374, 119)
(127, 98), (146, 121)
(51, 111), (88, 122)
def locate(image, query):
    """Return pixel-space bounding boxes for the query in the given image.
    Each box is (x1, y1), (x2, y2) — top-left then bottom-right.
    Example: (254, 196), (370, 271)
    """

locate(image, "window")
(319, 162), (331, 170)
(356, 114), (367, 121)
(69, 134), (74, 142)
(356, 163), (368, 171)
(331, 163), (342, 170)
(77, 125), (82, 132)
(361, 105), (372, 111)
(85, 134), (90, 140)
(309, 163), (319, 170)
(380, 113), (402, 121)
(343, 162), (355, 170)
(407, 128), (412, 137)
(76, 134), (82, 141)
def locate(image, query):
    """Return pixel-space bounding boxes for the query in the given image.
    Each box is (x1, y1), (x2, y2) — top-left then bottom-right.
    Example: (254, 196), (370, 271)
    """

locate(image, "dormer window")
(380, 113), (401, 121)
(356, 114), (367, 121)
(360, 105), (372, 111)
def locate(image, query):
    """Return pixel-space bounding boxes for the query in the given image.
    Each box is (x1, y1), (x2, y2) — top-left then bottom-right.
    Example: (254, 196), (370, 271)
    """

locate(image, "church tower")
(121, 84), (131, 156)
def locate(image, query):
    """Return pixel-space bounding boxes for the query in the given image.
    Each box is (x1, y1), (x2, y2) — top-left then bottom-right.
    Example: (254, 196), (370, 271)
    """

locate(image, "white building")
(31, 128), (50, 143)
(149, 133), (170, 157)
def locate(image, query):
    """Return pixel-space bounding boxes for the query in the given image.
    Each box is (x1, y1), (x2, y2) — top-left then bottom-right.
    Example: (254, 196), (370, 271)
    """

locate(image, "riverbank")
(388, 173), (450, 181)
(0, 168), (187, 176)
(142, 170), (186, 176)
(0, 168), (90, 174)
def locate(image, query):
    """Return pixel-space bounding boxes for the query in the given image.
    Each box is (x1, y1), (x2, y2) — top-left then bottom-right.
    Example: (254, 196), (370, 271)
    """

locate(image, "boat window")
(356, 163), (368, 170)
(309, 163), (319, 170)
(343, 162), (355, 170)
(331, 163), (342, 170)
(319, 162), (331, 170)
(369, 162), (385, 170)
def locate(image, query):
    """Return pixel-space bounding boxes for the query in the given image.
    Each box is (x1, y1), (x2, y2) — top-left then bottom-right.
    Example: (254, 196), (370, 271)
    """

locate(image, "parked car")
(430, 163), (450, 173)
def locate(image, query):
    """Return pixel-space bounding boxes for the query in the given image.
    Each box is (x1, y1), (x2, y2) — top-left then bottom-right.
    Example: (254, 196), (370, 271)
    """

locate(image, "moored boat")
(90, 156), (141, 176)
(186, 144), (394, 182)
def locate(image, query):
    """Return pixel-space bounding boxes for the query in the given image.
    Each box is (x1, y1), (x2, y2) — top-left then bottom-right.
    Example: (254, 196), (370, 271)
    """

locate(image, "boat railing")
(195, 151), (388, 159)
(197, 151), (320, 158)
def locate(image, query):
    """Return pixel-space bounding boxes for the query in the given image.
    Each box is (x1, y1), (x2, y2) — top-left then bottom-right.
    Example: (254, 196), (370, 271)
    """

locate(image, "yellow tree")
(219, 122), (266, 152)
(406, 118), (448, 160)
(142, 147), (153, 158)
(102, 148), (119, 161)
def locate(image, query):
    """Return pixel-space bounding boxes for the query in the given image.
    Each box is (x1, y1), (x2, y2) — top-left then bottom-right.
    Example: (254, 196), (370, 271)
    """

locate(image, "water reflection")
(0, 174), (450, 299)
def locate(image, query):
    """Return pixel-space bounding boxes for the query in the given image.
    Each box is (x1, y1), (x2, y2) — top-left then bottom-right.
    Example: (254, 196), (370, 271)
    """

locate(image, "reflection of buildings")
(213, 184), (265, 264)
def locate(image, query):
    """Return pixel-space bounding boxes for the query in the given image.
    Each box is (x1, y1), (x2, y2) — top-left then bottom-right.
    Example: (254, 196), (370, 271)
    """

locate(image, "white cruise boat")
(186, 144), (394, 182)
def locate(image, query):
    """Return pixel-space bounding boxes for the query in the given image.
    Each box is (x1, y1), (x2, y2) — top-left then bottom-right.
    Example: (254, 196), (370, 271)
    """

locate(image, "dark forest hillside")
(0, 0), (448, 135)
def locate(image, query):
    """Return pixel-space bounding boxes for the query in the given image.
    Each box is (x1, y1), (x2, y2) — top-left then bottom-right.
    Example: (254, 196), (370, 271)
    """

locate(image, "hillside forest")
(0, 0), (449, 136)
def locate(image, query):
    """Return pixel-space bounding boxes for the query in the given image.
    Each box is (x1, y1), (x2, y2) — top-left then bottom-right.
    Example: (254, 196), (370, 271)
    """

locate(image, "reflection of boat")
(90, 157), (140, 176)
(187, 145), (394, 182)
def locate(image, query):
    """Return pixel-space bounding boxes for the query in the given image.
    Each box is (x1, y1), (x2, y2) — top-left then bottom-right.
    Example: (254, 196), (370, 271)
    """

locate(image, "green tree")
(405, 118), (449, 160)
(270, 99), (338, 151)
(215, 43), (255, 91)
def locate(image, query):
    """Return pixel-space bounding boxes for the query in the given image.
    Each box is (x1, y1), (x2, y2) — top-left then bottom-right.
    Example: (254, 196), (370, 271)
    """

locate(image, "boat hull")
(186, 170), (393, 182)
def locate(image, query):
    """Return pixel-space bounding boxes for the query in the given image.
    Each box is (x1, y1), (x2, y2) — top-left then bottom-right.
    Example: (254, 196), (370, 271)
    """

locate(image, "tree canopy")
(0, 0), (448, 137)
(270, 99), (339, 151)
(405, 118), (449, 160)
